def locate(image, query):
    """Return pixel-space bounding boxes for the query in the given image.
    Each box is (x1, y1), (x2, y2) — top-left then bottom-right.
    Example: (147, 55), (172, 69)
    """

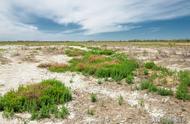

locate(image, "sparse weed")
(160, 117), (174, 124)
(90, 93), (97, 103)
(138, 99), (144, 107)
(87, 109), (95, 116)
(97, 80), (102, 84)
(118, 95), (124, 106)
(70, 78), (73, 83)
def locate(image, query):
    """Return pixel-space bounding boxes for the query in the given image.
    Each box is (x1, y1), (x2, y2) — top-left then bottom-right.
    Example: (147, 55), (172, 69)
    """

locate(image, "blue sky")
(0, 0), (190, 41)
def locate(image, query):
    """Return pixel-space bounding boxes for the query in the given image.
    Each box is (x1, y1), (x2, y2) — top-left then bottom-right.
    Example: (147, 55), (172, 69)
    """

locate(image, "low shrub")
(0, 79), (72, 119)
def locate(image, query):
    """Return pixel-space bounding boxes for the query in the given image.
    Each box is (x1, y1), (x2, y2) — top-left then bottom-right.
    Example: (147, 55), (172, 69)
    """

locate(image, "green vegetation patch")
(140, 80), (173, 96)
(49, 48), (138, 81)
(0, 79), (72, 119)
(176, 71), (190, 100)
(90, 48), (114, 55)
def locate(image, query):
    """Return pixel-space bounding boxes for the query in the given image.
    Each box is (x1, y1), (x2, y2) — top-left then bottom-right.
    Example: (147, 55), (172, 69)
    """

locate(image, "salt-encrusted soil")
(0, 45), (189, 124)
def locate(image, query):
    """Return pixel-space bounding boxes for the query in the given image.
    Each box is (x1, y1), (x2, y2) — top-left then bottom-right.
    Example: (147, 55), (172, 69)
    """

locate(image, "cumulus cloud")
(0, 0), (189, 40)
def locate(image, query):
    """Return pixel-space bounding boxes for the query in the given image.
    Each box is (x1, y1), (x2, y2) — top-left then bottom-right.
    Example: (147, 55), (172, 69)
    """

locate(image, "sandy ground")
(0, 45), (190, 124)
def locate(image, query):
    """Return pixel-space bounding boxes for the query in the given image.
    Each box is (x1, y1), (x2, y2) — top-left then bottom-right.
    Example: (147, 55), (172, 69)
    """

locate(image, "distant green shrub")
(0, 79), (72, 119)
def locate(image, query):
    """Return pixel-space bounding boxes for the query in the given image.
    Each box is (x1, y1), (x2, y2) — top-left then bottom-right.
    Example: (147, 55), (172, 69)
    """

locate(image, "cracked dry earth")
(0, 45), (190, 124)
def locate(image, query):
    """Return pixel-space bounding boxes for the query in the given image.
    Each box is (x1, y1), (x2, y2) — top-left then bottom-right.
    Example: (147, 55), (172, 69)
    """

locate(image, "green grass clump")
(157, 88), (173, 96)
(176, 71), (190, 100)
(125, 74), (134, 84)
(95, 59), (138, 81)
(144, 69), (149, 75)
(0, 79), (72, 119)
(144, 62), (157, 69)
(140, 80), (157, 92)
(144, 61), (172, 76)
(90, 93), (97, 103)
(140, 80), (174, 96)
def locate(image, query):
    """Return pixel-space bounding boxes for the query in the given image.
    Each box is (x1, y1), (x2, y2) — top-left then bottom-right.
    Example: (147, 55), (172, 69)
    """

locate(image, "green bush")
(0, 79), (72, 119)
(157, 88), (173, 96)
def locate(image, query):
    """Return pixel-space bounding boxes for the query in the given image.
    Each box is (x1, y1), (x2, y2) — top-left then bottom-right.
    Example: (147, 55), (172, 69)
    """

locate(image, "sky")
(0, 0), (190, 41)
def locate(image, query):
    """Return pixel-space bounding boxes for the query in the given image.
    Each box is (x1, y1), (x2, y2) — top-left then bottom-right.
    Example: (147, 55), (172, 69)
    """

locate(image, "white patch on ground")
(0, 62), (88, 96)
(69, 46), (89, 51)
(35, 54), (72, 64)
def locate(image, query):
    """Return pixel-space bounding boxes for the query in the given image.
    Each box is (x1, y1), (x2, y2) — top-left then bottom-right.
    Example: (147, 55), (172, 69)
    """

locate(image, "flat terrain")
(0, 41), (190, 124)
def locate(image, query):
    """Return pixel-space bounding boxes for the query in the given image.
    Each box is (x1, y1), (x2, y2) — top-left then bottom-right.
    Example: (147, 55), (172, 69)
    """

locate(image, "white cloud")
(0, 0), (189, 40)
